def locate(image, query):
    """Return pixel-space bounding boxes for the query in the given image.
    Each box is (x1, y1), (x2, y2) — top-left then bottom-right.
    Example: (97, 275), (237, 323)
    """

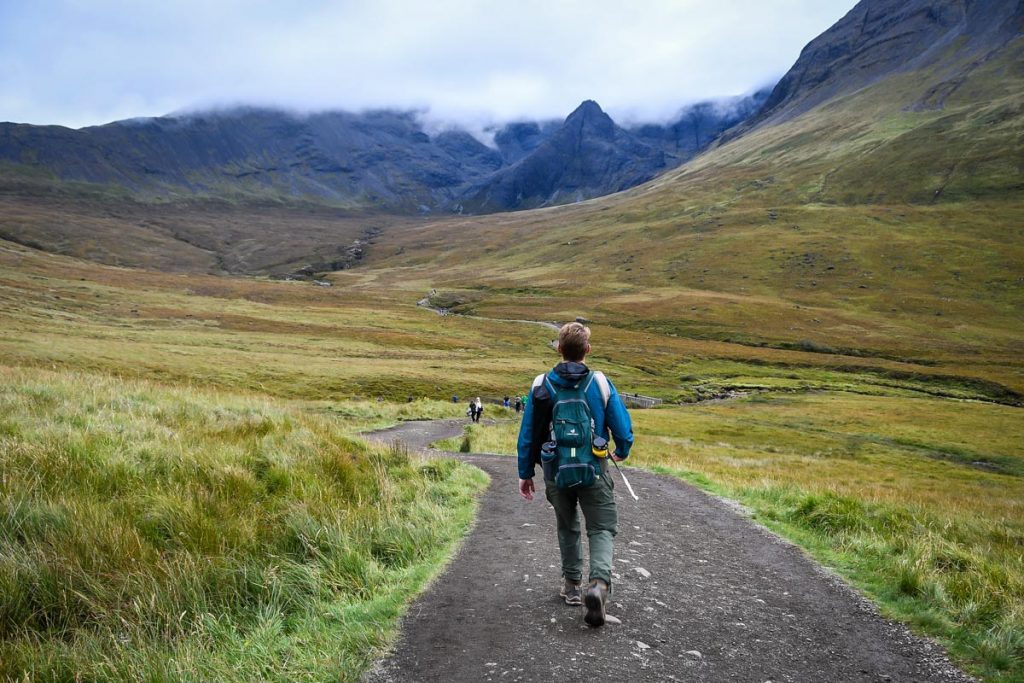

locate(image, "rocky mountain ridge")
(0, 93), (766, 214)
(741, 0), (1024, 130)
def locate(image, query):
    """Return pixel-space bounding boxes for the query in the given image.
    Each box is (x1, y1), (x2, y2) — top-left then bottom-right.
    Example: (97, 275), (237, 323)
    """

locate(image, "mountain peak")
(566, 99), (608, 121)
(564, 99), (616, 138)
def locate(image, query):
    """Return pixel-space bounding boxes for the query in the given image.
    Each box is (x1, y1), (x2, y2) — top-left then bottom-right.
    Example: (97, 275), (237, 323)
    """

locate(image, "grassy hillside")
(0, 189), (423, 275)
(4, 236), (1016, 410)
(0, 366), (487, 681)
(0, 239), (556, 402)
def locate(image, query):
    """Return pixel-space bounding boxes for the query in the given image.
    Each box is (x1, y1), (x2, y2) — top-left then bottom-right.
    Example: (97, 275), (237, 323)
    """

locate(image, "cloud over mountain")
(0, 1), (855, 129)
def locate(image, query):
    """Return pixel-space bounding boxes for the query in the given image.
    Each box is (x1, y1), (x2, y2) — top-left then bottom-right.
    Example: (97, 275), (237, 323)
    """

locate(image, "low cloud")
(0, 0), (856, 129)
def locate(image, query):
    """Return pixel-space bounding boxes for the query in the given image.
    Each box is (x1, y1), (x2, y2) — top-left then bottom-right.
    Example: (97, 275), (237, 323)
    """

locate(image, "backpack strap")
(591, 370), (611, 409)
(543, 375), (557, 400)
(541, 375), (559, 442)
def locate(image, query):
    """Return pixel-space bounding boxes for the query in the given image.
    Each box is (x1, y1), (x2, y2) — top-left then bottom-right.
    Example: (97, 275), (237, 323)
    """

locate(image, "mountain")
(0, 97), (763, 214)
(0, 108), (503, 210)
(458, 100), (671, 212)
(743, 0), (1024, 129)
(5, 0), (1019, 276)
(491, 121), (561, 164)
(629, 88), (771, 158)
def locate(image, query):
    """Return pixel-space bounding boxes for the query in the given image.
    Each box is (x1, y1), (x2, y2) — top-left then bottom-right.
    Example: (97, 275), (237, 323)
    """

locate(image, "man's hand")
(518, 478), (535, 500)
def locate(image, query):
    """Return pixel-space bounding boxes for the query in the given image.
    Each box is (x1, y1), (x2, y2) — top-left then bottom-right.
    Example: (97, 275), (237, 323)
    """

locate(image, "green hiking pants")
(544, 460), (617, 588)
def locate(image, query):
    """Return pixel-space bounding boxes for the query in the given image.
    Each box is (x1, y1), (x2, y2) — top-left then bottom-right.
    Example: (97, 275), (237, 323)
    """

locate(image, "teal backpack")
(540, 372), (607, 489)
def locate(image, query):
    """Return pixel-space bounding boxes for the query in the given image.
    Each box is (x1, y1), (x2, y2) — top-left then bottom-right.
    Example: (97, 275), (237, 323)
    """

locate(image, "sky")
(0, 0), (857, 130)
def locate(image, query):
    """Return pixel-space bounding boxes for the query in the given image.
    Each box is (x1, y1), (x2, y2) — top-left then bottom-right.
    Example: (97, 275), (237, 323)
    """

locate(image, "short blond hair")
(558, 322), (591, 361)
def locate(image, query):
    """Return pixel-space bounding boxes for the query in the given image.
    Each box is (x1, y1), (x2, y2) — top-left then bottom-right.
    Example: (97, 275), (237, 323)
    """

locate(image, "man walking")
(517, 322), (633, 627)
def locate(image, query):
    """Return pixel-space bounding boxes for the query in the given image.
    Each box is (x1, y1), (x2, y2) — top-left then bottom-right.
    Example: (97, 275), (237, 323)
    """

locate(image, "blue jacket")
(517, 361), (634, 480)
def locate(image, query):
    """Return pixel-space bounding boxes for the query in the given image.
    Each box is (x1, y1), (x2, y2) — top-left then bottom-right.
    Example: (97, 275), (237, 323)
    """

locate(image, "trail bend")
(363, 419), (972, 683)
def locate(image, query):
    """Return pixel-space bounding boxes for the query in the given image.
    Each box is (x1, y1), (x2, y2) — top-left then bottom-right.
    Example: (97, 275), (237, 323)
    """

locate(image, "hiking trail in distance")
(363, 419), (973, 683)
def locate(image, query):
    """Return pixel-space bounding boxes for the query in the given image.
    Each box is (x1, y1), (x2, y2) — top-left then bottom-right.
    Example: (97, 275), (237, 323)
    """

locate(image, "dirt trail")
(415, 298), (562, 332)
(364, 420), (973, 683)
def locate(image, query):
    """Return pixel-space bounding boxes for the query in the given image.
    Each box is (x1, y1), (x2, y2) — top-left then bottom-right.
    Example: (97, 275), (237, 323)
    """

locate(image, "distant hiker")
(473, 397), (484, 423)
(503, 395), (511, 408)
(514, 397), (523, 413)
(516, 322), (633, 628)
(452, 394), (459, 403)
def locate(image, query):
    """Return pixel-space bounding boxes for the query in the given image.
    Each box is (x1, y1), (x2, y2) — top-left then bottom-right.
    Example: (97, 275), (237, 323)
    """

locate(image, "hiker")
(503, 395), (510, 408)
(516, 322), (633, 627)
(473, 397), (484, 423)
(514, 397), (523, 413)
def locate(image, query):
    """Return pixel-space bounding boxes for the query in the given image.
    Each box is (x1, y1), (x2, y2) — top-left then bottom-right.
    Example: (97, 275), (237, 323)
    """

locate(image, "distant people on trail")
(514, 397), (523, 413)
(473, 397), (484, 423)
(503, 395), (511, 408)
(452, 394), (459, 403)
(516, 322), (633, 628)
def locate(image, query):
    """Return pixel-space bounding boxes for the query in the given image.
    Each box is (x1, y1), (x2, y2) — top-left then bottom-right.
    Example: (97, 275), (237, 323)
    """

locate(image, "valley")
(1, 0), (1022, 680)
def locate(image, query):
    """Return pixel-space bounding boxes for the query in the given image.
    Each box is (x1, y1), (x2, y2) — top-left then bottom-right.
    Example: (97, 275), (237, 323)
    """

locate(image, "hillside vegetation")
(0, 366), (486, 681)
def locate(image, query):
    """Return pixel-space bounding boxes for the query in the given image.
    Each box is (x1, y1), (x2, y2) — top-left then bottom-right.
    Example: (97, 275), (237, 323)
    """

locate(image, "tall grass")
(747, 488), (1024, 682)
(435, 420), (522, 455)
(0, 366), (487, 681)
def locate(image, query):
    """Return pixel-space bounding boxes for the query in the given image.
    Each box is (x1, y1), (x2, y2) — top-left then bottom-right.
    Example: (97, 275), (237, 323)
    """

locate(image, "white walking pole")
(611, 457), (639, 501)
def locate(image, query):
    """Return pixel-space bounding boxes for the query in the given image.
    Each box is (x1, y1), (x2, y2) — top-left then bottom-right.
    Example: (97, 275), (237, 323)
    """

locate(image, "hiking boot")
(584, 579), (608, 627)
(559, 578), (582, 606)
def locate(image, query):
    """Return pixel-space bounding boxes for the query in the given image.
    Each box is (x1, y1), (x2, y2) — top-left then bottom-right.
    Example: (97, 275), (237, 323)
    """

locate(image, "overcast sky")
(0, 0), (856, 129)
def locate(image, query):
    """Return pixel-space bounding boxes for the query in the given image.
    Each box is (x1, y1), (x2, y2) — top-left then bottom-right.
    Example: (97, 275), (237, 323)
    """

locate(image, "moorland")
(1, 0), (1022, 680)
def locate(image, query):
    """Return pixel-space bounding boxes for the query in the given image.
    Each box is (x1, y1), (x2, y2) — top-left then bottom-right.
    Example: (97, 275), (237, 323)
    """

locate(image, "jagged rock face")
(750, 0), (1024, 126)
(460, 101), (670, 212)
(0, 101), (746, 213)
(492, 121), (560, 164)
(433, 130), (504, 174)
(2, 97), (746, 214)
(630, 89), (771, 158)
(0, 108), (506, 210)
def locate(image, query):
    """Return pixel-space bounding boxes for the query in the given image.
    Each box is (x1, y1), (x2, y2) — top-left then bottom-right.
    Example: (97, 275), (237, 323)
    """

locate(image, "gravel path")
(363, 419), (973, 683)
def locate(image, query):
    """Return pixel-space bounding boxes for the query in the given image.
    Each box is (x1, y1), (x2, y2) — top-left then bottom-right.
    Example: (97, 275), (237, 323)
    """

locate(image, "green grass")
(0, 366), (488, 681)
(434, 420), (522, 454)
(449, 392), (1024, 681)
(0, 240), (554, 403)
